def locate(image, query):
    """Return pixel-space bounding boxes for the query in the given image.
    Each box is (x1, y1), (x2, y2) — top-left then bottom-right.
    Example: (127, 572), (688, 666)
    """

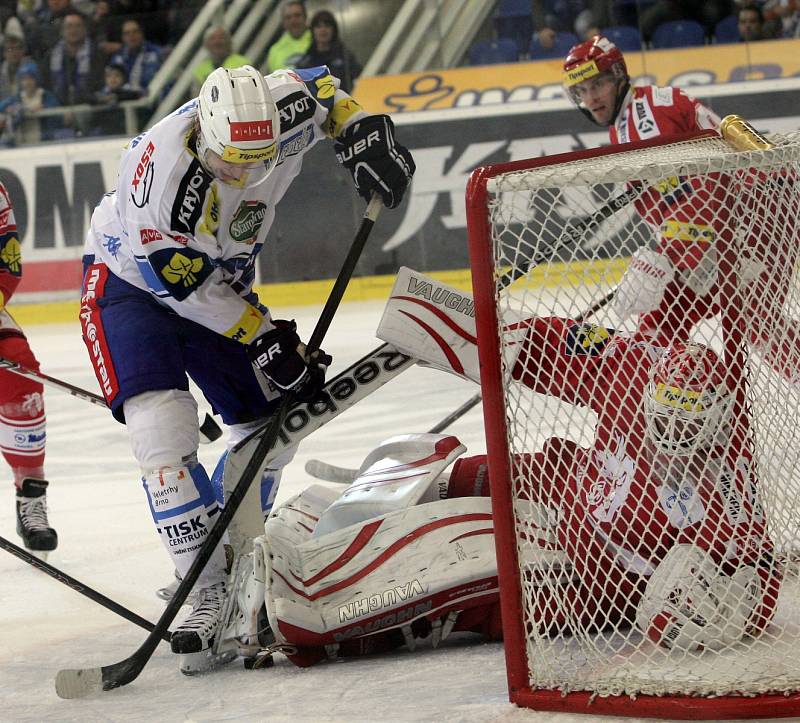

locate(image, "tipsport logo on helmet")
(564, 60), (601, 87)
(652, 383), (712, 413)
(222, 143), (277, 164)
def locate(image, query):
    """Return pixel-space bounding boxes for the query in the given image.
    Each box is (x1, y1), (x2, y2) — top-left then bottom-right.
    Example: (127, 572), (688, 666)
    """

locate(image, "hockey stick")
(0, 357), (223, 445)
(54, 194), (384, 698)
(0, 534), (171, 642)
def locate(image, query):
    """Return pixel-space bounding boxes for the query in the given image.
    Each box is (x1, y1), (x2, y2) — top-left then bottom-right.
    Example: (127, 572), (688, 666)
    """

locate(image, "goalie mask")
(644, 342), (733, 456)
(563, 35), (629, 127)
(197, 65), (280, 188)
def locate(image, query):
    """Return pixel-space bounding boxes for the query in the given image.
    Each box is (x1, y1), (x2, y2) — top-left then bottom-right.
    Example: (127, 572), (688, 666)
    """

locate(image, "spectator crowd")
(481, 0), (799, 65)
(0, 0), (362, 147)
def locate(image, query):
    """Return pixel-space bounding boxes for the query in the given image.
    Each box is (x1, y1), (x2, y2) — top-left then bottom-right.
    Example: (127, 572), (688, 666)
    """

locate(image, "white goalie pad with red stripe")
(263, 493), (497, 655)
(376, 266), (524, 384)
(261, 436), (497, 657)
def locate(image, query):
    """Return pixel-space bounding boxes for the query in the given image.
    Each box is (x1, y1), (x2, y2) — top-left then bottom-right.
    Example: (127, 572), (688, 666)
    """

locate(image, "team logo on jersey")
(131, 141), (155, 208)
(229, 201), (267, 244)
(277, 91), (315, 131)
(0, 235), (21, 273)
(149, 247), (213, 300)
(564, 323), (613, 356)
(586, 435), (635, 523)
(171, 159), (212, 234)
(0, 207), (13, 227)
(162, 251), (204, 288)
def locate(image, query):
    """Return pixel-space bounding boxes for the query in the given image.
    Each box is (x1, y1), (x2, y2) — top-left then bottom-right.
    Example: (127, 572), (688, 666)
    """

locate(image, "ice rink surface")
(0, 299), (770, 723)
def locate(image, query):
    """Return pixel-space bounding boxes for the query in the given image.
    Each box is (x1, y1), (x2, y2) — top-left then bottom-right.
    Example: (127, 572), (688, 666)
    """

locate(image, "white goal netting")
(468, 126), (800, 716)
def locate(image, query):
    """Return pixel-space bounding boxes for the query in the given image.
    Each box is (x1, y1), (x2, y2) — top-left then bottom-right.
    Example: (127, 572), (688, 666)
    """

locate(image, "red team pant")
(0, 333), (46, 487)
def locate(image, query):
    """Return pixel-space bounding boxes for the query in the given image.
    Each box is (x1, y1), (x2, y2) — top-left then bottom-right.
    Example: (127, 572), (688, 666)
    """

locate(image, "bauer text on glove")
(334, 114), (415, 209)
(248, 320), (332, 401)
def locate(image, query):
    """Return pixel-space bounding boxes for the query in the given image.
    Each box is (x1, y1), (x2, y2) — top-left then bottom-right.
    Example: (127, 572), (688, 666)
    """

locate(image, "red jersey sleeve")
(511, 316), (616, 410)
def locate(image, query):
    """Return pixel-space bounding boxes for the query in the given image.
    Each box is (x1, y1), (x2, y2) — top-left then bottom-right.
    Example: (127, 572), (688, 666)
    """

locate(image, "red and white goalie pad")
(262, 433), (500, 666)
(376, 267), (525, 383)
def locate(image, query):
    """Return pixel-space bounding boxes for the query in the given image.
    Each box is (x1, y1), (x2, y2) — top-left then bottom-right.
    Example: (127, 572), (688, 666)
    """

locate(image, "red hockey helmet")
(644, 342), (733, 456)
(563, 35), (629, 126)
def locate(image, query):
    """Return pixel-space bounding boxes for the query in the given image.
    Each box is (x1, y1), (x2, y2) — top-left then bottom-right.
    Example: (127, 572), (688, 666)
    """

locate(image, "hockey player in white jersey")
(78, 64), (414, 674)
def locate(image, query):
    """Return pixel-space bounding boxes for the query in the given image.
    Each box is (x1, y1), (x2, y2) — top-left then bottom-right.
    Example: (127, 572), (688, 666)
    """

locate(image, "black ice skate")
(170, 581), (236, 674)
(16, 478), (58, 554)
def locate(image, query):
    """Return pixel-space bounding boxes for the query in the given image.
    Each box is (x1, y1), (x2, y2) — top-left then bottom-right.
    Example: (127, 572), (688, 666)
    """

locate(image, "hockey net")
(466, 126), (800, 718)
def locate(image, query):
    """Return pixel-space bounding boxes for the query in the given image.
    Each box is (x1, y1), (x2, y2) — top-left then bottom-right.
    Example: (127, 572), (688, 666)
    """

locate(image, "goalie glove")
(334, 114), (415, 209)
(635, 544), (762, 652)
(248, 320), (332, 402)
(612, 247), (674, 319)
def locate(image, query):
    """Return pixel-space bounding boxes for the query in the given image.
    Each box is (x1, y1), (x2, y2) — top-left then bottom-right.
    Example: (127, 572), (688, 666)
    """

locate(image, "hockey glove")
(334, 114), (415, 209)
(612, 247), (674, 319)
(248, 320), (332, 402)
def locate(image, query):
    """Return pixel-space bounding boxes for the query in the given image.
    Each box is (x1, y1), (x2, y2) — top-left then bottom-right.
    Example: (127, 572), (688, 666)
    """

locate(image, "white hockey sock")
(143, 462), (227, 589)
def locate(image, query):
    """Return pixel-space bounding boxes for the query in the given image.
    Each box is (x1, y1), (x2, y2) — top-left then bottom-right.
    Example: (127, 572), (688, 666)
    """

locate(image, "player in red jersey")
(0, 181), (57, 553)
(492, 316), (780, 648)
(562, 35), (800, 382)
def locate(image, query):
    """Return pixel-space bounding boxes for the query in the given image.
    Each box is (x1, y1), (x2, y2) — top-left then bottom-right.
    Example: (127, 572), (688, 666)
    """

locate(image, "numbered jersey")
(0, 181), (21, 307)
(83, 67), (366, 344)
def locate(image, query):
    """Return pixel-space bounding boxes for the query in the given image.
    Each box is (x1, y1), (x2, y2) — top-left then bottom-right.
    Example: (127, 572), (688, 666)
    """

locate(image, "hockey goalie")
(215, 268), (780, 667)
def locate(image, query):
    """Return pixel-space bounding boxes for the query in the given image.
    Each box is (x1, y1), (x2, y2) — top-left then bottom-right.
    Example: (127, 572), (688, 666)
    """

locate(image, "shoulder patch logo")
(564, 323), (613, 356)
(161, 251), (205, 287)
(0, 235), (21, 274)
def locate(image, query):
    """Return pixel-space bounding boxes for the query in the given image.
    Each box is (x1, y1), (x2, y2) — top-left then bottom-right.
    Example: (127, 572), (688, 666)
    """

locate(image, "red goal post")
(466, 125), (800, 719)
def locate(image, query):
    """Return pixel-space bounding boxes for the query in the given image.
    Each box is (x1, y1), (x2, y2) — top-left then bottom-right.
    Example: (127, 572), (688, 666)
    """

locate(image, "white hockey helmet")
(197, 65), (280, 187)
(644, 342), (733, 456)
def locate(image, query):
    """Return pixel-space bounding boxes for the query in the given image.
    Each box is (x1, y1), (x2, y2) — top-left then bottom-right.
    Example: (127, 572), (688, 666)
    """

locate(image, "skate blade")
(179, 649), (237, 676)
(29, 549), (50, 562)
(156, 581), (198, 605)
